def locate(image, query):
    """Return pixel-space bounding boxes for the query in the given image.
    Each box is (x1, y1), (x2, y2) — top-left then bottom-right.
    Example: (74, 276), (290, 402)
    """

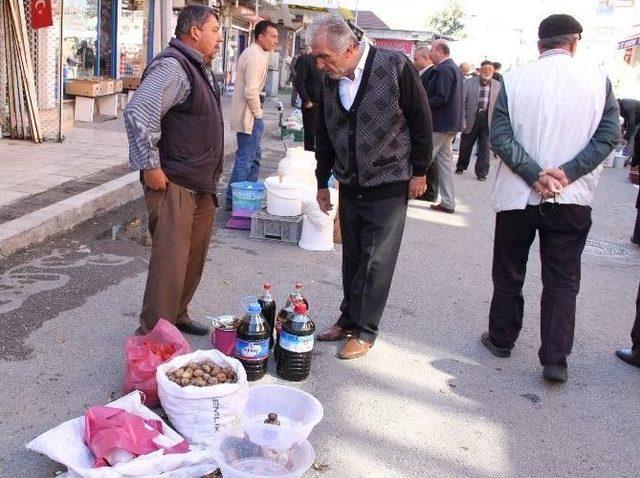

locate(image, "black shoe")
(481, 332), (511, 358)
(542, 364), (568, 382)
(616, 348), (640, 368)
(134, 326), (147, 336)
(176, 321), (209, 336)
(477, 176), (487, 182)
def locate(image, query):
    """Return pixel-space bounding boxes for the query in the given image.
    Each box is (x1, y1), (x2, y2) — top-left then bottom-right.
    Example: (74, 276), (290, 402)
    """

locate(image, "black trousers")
(632, 280), (640, 352)
(422, 161), (439, 201)
(301, 105), (316, 152)
(337, 193), (408, 343)
(488, 204), (592, 366)
(457, 112), (490, 178)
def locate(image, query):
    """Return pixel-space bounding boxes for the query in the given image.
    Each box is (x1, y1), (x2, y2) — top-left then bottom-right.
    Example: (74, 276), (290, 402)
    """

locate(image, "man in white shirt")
(482, 14), (620, 382)
(226, 20), (278, 210)
(310, 14), (433, 360)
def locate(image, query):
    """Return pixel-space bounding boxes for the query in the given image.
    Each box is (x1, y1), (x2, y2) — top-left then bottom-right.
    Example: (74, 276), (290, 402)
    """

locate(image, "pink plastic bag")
(84, 406), (189, 467)
(123, 319), (191, 406)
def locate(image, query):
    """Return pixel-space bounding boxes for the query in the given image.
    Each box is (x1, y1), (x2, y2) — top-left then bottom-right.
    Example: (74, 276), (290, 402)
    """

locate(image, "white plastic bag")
(156, 350), (249, 446)
(26, 391), (216, 478)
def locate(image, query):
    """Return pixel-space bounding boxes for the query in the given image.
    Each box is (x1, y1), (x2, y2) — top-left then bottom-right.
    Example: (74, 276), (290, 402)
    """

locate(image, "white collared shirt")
(338, 41), (370, 110)
(419, 64), (433, 77)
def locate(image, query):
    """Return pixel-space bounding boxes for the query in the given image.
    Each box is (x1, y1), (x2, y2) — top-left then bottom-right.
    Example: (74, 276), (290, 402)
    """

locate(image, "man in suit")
(619, 98), (640, 158)
(414, 46), (438, 202)
(492, 61), (503, 83)
(294, 46), (325, 151)
(427, 39), (463, 214)
(456, 60), (501, 181)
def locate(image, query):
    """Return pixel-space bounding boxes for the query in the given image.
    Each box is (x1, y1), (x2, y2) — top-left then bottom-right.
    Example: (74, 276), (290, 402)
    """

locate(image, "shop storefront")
(62, 0), (153, 80)
(615, 31), (640, 98)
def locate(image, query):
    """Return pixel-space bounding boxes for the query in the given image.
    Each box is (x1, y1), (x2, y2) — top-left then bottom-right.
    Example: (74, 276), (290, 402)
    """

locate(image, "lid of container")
(295, 282), (303, 289)
(248, 303), (262, 314)
(294, 302), (307, 315)
(263, 282), (272, 290)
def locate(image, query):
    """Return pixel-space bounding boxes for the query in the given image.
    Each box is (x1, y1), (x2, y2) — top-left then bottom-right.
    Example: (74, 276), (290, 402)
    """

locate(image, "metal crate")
(250, 210), (303, 244)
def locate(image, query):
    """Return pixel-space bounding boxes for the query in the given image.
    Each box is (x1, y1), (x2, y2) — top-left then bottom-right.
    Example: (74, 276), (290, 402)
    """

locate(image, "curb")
(0, 172), (142, 259)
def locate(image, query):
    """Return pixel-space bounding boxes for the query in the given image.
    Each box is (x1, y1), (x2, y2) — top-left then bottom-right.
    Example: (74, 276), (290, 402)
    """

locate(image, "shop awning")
(618, 33), (640, 50)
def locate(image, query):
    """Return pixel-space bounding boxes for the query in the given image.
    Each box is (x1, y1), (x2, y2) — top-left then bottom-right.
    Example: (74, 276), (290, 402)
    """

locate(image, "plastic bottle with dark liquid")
(276, 302), (315, 381)
(275, 283), (309, 355)
(235, 302), (270, 381)
(257, 283), (276, 349)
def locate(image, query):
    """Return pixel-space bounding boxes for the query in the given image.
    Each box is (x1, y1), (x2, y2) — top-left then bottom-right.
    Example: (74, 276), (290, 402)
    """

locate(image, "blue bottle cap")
(248, 303), (262, 314)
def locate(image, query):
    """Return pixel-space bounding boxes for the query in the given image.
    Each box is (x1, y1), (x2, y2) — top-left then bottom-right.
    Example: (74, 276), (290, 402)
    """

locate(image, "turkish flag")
(31, 0), (53, 29)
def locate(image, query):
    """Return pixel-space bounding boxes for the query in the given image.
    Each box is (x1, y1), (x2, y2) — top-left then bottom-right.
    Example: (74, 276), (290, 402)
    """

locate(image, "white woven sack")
(156, 350), (249, 446)
(26, 391), (216, 478)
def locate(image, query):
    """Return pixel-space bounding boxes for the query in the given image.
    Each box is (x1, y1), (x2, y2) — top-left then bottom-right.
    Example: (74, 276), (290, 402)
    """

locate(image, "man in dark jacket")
(124, 6), (224, 336)
(414, 46), (438, 201)
(309, 14), (433, 360)
(427, 39), (463, 213)
(294, 46), (325, 151)
(616, 186), (640, 368)
(619, 98), (640, 158)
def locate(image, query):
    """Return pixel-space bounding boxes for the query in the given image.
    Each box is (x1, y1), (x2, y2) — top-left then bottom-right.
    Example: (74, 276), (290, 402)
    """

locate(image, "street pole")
(57, 0), (64, 142)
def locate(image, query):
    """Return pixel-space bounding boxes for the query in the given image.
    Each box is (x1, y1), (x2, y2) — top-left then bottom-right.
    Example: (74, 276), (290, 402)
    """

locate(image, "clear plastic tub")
(243, 385), (323, 447)
(211, 423), (315, 478)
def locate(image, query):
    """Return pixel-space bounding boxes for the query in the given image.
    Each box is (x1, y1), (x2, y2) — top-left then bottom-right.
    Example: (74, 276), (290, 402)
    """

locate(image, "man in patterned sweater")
(309, 14), (433, 360)
(124, 6), (223, 336)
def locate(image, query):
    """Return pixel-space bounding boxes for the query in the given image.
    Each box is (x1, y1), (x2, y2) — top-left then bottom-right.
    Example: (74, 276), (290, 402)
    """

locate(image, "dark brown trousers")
(139, 183), (215, 332)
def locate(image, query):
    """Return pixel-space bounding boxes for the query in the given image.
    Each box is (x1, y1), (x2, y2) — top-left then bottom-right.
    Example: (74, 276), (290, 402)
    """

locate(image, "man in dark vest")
(309, 14), (433, 360)
(124, 5), (224, 336)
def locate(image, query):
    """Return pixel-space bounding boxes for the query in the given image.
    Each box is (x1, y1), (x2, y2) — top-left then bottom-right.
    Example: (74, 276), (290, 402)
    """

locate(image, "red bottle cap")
(295, 282), (303, 289)
(294, 302), (307, 314)
(263, 283), (271, 290)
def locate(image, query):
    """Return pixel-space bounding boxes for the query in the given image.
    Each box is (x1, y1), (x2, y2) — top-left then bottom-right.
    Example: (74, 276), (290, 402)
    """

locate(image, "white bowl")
(243, 385), (323, 448)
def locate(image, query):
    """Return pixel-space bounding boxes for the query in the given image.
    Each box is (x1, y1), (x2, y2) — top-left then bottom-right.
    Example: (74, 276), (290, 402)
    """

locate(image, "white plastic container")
(211, 423), (315, 478)
(278, 148), (317, 187)
(265, 176), (303, 216)
(613, 151), (627, 168)
(242, 385), (323, 447)
(299, 189), (338, 251)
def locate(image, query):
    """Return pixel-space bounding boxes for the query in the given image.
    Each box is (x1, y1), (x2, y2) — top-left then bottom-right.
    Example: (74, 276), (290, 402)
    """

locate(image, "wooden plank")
(6, 0), (43, 142)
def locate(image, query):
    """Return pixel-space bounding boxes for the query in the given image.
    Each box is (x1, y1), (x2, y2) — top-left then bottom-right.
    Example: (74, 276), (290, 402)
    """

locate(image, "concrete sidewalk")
(0, 94), (289, 258)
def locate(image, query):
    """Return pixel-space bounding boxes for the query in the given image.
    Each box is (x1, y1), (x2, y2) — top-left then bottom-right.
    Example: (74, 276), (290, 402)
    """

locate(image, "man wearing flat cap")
(481, 14), (620, 382)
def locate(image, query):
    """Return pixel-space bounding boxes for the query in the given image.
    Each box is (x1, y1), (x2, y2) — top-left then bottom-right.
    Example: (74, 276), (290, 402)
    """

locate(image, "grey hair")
(306, 14), (358, 53)
(175, 5), (217, 37)
(538, 33), (579, 51)
(414, 46), (431, 58)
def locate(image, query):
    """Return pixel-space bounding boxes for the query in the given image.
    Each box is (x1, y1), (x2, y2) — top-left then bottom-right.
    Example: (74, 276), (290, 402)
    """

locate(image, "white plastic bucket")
(265, 176), (303, 216)
(613, 152), (627, 168)
(299, 189), (338, 251)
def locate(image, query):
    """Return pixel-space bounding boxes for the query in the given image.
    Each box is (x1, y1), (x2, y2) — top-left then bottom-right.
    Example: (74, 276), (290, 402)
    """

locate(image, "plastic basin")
(243, 385), (323, 447)
(231, 182), (266, 218)
(211, 423), (315, 478)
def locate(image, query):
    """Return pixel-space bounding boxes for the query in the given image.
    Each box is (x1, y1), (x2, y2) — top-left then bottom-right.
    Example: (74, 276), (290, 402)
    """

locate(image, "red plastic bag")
(84, 406), (189, 467)
(123, 319), (191, 406)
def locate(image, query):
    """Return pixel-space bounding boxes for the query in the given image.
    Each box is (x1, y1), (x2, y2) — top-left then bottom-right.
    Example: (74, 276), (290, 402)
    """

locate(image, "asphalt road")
(1, 132), (639, 477)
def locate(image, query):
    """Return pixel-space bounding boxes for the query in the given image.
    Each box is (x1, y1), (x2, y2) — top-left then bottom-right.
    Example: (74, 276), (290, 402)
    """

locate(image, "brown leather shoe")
(317, 324), (354, 341)
(430, 203), (455, 214)
(339, 337), (371, 360)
